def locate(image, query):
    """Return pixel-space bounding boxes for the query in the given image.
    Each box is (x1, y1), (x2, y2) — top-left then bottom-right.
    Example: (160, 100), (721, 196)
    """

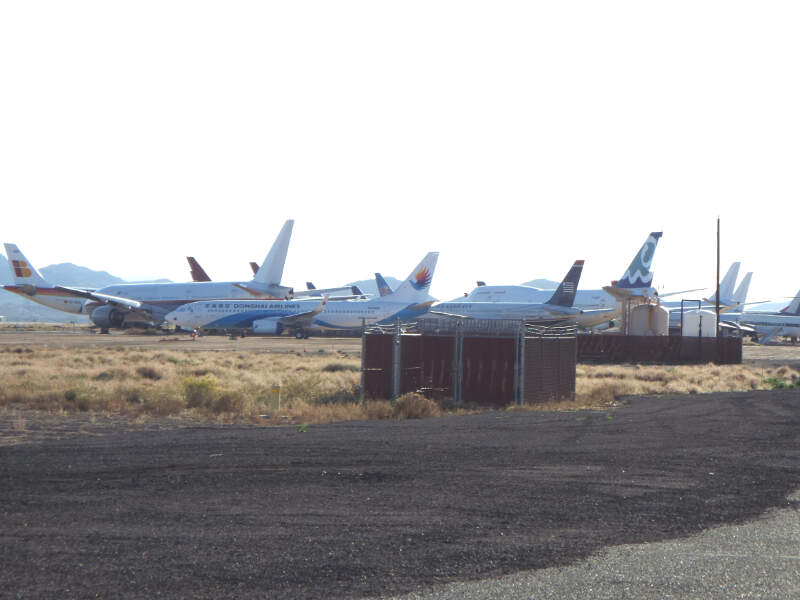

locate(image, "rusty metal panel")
(578, 335), (742, 365)
(400, 335), (423, 395)
(462, 337), (515, 407)
(420, 336), (454, 397)
(363, 334), (394, 399)
(524, 337), (577, 405)
(364, 334), (394, 369)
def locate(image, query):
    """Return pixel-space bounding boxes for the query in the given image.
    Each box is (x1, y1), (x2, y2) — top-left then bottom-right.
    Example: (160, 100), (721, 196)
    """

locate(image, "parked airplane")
(4, 220), (296, 332)
(738, 291), (800, 344)
(427, 260), (614, 326)
(457, 232), (665, 311)
(165, 253), (439, 338)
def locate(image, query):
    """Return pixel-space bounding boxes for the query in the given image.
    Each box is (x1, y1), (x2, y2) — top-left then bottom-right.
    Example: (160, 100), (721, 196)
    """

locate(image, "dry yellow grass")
(1, 345), (797, 424)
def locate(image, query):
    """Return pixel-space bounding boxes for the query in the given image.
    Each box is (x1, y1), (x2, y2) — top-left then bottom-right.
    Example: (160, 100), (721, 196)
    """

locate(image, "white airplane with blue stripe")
(165, 253), (439, 338)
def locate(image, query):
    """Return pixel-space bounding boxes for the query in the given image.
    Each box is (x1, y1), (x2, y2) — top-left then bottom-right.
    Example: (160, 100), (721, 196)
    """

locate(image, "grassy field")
(0, 345), (798, 425)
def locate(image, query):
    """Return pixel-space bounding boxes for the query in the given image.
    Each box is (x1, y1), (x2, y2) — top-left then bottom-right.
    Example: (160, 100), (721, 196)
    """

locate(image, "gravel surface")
(391, 490), (800, 599)
(1, 390), (799, 598)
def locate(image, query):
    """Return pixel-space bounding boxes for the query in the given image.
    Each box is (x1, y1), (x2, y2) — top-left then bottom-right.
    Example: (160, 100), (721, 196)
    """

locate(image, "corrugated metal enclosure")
(361, 319), (577, 406)
(576, 334), (742, 364)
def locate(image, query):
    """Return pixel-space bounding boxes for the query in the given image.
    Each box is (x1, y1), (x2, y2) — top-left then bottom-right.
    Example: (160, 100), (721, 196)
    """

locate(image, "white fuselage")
(737, 312), (800, 341)
(455, 285), (617, 310)
(432, 301), (579, 323)
(2, 286), (88, 314)
(167, 296), (430, 332)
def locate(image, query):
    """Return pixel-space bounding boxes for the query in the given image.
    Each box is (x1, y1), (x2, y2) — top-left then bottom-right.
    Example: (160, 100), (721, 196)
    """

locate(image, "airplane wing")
(54, 285), (149, 314)
(755, 326), (784, 345)
(277, 297), (328, 329)
(427, 310), (470, 319)
(541, 305), (582, 316)
(294, 286), (357, 298)
(658, 288), (705, 298)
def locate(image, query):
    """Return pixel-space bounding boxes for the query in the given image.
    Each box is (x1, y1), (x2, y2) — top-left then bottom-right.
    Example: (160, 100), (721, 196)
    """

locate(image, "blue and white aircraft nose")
(165, 307), (195, 329)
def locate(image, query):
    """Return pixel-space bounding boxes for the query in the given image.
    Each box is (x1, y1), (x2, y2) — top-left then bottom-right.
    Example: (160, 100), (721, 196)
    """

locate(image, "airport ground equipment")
(361, 319), (576, 407)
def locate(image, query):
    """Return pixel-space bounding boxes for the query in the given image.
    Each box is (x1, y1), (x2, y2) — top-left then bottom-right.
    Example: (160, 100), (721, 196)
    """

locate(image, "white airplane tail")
(732, 272), (752, 306)
(3, 243), (51, 287)
(251, 220), (293, 286)
(386, 252), (439, 303)
(707, 262), (740, 305)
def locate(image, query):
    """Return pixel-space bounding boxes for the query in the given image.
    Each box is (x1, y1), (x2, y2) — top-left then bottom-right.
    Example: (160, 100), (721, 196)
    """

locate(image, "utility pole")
(716, 217), (721, 346)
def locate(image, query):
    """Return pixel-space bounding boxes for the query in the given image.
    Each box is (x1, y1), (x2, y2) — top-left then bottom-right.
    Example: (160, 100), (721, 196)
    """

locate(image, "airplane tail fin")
(615, 232), (663, 290)
(375, 273), (392, 297)
(306, 282), (316, 290)
(249, 262), (259, 276)
(387, 253), (439, 302)
(187, 257), (211, 282)
(782, 289), (800, 315)
(251, 220), (294, 286)
(707, 262), (740, 304)
(3, 243), (51, 287)
(545, 260), (584, 307)
(732, 271), (752, 306)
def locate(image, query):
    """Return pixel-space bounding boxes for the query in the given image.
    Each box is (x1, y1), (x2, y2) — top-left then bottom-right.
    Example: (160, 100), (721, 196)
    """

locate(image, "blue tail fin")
(616, 232), (662, 289)
(546, 260), (584, 307)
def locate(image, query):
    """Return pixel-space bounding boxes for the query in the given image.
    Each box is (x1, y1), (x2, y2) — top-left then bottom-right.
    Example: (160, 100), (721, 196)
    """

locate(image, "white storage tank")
(680, 309), (717, 337)
(629, 304), (669, 336)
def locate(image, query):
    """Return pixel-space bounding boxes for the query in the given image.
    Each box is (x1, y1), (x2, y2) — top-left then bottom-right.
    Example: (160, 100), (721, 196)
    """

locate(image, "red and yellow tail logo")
(12, 260), (32, 278)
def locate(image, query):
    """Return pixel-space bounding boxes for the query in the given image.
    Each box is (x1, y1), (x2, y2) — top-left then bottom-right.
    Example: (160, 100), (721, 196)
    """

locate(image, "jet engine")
(90, 305), (126, 329)
(252, 318), (284, 335)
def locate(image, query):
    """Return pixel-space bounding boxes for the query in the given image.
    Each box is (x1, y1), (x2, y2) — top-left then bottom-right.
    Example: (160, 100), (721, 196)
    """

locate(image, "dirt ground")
(1, 390), (799, 598)
(0, 327), (362, 354)
(2, 328), (800, 363)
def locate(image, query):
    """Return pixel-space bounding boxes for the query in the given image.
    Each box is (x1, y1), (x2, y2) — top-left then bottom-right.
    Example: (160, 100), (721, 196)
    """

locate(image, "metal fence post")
(519, 326), (526, 405)
(453, 321), (463, 405)
(360, 327), (366, 403)
(392, 318), (401, 401)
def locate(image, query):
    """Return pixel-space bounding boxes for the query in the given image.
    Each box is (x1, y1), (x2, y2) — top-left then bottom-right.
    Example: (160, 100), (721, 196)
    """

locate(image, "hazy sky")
(1, 2), (798, 302)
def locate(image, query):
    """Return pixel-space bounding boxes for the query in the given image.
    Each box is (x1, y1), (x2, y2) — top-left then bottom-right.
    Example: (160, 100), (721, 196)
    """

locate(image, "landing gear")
(100, 327), (110, 334)
(295, 329), (305, 339)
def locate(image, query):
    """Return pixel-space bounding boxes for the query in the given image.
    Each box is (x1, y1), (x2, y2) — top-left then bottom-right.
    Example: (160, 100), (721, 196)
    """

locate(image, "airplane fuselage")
(456, 286), (618, 310)
(168, 297), (430, 333)
(432, 301), (580, 324)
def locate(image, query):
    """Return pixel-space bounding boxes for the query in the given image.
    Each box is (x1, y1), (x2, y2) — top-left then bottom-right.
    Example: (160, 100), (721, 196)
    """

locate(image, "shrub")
(135, 366), (162, 380)
(364, 400), (394, 420)
(322, 362), (359, 373)
(764, 377), (798, 390)
(144, 392), (186, 416)
(182, 375), (219, 408)
(393, 393), (441, 419)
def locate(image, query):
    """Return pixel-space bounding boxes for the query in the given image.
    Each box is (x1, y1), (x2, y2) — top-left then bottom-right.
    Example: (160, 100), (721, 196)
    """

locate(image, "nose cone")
(165, 308), (191, 329)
